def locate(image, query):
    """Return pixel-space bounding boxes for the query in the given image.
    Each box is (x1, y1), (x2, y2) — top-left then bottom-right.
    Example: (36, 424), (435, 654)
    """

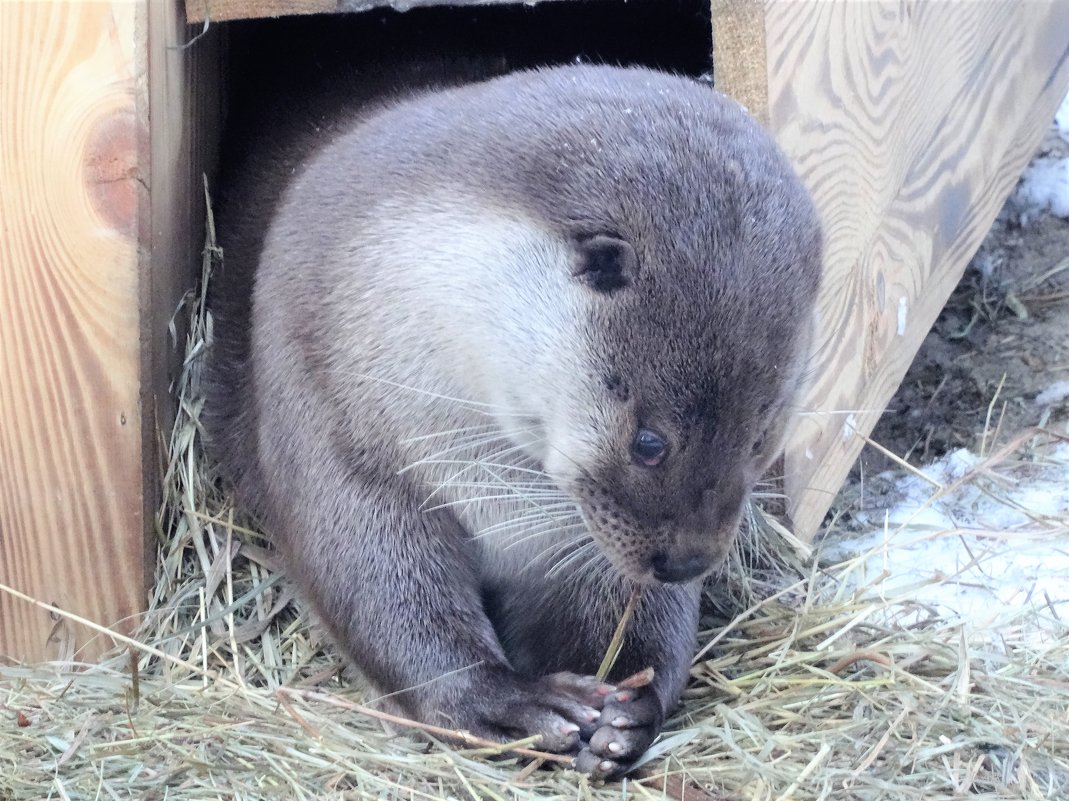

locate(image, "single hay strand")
(277, 687), (574, 766)
(596, 586), (644, 681)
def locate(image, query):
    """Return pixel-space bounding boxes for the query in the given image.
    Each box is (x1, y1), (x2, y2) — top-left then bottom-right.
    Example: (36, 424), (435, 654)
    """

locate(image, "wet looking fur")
(205, 63), (822, 778)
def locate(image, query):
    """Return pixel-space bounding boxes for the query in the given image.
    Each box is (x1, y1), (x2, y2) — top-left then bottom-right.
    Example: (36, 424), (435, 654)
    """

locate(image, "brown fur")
(205, 65), (822, 777)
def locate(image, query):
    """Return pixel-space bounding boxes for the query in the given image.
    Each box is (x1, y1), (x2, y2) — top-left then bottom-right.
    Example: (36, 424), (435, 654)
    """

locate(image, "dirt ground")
(851, 128), (1069, 478)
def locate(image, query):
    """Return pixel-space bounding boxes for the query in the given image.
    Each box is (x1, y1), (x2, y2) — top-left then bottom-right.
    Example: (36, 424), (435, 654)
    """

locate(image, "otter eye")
(573, 235), (637, 293)
(632, 428), (667, 467)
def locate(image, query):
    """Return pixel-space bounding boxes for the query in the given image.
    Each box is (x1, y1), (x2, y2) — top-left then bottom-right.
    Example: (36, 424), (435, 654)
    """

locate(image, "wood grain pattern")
(711, 0), (768, 126)
(0, 1), (144, 660)
(146, 0), (224, 536)
(185, 0), (334, 23)
(183, 0), (572, 24)
(751, 1), (1069, 537)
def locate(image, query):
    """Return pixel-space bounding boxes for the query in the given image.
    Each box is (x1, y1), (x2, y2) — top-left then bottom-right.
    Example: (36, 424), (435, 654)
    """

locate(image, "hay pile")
(2, 231), (1067, 801)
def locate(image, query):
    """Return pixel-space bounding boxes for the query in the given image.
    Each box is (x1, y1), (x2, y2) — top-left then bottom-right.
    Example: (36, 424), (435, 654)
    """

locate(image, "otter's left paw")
(572, 686), (662, 779)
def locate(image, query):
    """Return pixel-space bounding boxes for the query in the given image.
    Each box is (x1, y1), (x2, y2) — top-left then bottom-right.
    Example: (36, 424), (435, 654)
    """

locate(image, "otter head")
(478, 68), (824, 584)
(537, 226), (820, 584)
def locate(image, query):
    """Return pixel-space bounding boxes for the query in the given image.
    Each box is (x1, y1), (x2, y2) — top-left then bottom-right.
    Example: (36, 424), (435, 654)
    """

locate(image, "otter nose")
(649, 551), (710, 583)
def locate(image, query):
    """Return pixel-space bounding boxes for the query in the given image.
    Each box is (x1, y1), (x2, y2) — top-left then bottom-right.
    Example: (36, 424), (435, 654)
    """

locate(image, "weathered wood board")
(186, 0), (335, 21)
(0, 1), (144, 661)
(0, 1), (221, 662)
(184, 0), (575, 24)
(712, 1), (1069, 537)
(146, 0), (224, 527)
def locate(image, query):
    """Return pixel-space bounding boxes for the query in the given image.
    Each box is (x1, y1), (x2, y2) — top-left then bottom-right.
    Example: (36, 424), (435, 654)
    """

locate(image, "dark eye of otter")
(573, 235), (637, 293)
(632, 428), (668, 467)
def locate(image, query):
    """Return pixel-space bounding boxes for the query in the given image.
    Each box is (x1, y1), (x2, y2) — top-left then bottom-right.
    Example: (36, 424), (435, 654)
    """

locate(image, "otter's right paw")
(572, 683), (663, 778)
(433, 670), (615, 754)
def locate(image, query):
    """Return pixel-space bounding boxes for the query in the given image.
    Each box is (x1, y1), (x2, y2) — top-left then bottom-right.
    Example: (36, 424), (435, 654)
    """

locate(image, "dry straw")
(1, 209), (1067, 800)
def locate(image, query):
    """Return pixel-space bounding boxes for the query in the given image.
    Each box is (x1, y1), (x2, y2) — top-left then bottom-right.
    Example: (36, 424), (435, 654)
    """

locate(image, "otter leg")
(486, 574), (701, 777)
(274, 473), (614, 754)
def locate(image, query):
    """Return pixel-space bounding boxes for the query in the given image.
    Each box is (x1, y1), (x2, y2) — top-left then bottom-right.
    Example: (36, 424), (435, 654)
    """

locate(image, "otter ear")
(572, 235), (637, 293)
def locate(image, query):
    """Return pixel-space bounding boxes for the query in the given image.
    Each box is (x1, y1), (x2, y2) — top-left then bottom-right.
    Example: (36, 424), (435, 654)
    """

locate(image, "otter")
(205, 64), (822, 777)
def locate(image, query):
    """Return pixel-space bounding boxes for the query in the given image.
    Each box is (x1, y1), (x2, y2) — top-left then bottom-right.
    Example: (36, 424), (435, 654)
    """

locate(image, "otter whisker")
(472, 474), (559, 497)
(471, 503), (577, 539)
(526, 531), (593, 570)
(332, 368), (549, 422)
(414, 462), (554, 484)
(401, 423), (501, 445)
(427, 474), (560, 487)
(543, 441), (599, 486)
(542, 535), (596, 568)
(485, 503), (576, 526)
(792, 407), (887, 417)
(402, 429), (539, 474)
(559, 544), (618, 590)
(498, 506), (585, 536)
(421, 469), (564, 514)
(329, 370), (503, 413)
(526, 544), (589, 576)
(544, 539), (600, 579)
(469, 466), (559, 498)
(420, 492), (548, 513)
(573, 550), (613, 584)
(470, 461), (552, 480)
(416, 471), (531, 512)
(418, 427), (536, 460)
(416, 441), (540, 507)
(468, 476), (559, 494)
(471, 464), (573, 510)
(469, 484), (576, 539)
(508, 521), (587, 554)
(430, 480), (560, 493)
(484, 518), (571, 549)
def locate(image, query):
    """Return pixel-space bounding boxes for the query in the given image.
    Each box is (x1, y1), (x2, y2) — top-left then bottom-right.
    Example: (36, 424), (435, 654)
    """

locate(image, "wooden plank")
(185, 0), (334, 22)
(0, 1), (144, 661)
(184, 0), (575, 24)
(145, 0), (224, 530)
(733, 1), (1069, 538)
(711, 0), (768, 126)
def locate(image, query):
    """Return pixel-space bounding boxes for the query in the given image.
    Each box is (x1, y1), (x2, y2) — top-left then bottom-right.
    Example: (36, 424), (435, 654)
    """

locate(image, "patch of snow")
(1015, 157), (1069, 219)
(840, 413), (858, 442)
(1011, 90), (1069, 219)
(1036, 380), (1069, 408)
(969, 249), (1002, 280)
(823, 447), (1069, 634)
(1056, 91), (1069, 143)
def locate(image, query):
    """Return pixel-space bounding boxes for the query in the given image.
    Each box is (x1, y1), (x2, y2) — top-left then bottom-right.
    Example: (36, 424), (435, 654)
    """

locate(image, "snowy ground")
(1016, 92), (1069, 220)
(820, 437), (1069, 634)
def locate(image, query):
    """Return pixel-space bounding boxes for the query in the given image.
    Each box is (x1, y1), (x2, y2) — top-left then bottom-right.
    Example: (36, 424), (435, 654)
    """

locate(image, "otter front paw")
(572, 685), (663, 779)
(435, 669), (614, 754)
